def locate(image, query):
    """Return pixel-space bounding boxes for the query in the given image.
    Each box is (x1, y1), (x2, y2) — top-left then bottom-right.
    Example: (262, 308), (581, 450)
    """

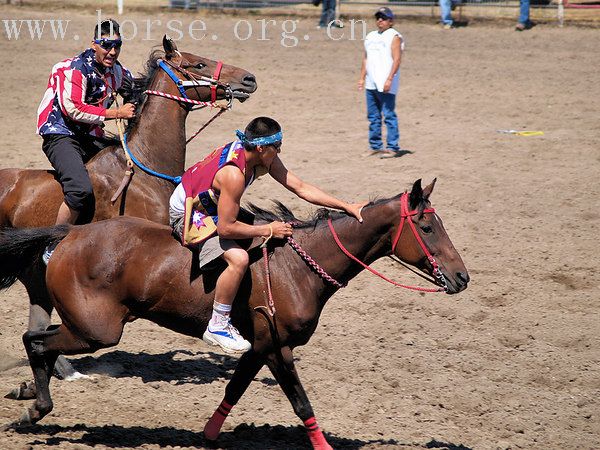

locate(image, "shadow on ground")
(71, 350), (278, 386)
(5, 422), (470, 449)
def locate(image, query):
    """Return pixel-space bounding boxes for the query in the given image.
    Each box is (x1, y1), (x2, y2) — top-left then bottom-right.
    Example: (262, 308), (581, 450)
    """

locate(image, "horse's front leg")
(266, 346), (332, 450)
(203, 349), (266, 440)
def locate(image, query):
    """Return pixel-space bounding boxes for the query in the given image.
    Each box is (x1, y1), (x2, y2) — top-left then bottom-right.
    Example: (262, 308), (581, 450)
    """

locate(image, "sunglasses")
(94, 38), (122, 51)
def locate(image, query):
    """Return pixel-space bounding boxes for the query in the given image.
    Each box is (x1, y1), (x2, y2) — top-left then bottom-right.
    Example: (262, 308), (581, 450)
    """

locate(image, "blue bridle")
(157, 59), (213, 99)
(120, 58), (230, 184)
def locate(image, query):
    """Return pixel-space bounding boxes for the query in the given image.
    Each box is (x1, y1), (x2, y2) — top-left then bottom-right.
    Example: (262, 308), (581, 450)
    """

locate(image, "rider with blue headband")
(169, 116), (367, 354)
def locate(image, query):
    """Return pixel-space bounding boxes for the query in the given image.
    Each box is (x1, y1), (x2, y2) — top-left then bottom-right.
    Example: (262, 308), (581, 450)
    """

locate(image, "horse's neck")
(296, 203), (396, 291)
(331, 209), (393, 281)
(126, 77), (188, 176)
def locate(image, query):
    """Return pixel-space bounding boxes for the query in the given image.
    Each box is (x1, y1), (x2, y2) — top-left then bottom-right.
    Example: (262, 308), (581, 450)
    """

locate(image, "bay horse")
(0, 179), (468, 449)
(0, 35), (257, 380)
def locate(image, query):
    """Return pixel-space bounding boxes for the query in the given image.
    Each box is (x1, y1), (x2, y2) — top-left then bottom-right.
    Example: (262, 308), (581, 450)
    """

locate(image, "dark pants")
(41, 134), (109, 219)
(319, 0), (336, 27)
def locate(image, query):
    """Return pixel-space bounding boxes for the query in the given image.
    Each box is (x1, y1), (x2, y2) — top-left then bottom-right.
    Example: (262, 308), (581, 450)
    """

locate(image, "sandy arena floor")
(0, 4), (599, 450)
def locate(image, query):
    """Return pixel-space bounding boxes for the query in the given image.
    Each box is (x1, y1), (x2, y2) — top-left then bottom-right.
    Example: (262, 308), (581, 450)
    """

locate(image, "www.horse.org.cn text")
(2, 14), (370, 48)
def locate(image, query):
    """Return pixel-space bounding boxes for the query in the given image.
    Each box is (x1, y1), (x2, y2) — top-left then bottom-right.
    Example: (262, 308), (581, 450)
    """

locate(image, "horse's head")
(158, 35), (257, 103)
(391, 179), (469, 294)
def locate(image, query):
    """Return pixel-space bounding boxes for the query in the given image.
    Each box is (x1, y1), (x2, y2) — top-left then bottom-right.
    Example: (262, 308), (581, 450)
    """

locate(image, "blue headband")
(235, 129), (282, 146)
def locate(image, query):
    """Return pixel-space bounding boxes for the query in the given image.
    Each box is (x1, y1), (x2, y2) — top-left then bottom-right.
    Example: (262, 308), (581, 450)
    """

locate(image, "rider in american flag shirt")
(37, 19), (136, 264)
(37, 47), (132, 138)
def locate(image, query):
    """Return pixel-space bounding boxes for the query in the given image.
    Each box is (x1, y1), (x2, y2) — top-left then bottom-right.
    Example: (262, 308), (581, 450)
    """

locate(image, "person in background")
(358, 7), (404, 156)
(316, 0), (342, 29)
(439, 0), (455, 29)
(516, 0), (535, 31)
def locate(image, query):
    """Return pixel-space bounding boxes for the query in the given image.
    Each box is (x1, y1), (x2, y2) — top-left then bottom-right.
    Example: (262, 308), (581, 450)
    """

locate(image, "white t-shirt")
(364, 28), (404, 95)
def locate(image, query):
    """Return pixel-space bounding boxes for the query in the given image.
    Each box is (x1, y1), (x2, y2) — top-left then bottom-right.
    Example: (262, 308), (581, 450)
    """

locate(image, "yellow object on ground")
(497, 130), (544, 136)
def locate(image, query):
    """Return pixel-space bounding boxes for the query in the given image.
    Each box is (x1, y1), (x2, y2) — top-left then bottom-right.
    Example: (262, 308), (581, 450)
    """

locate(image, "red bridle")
(328, 192), (446, 292)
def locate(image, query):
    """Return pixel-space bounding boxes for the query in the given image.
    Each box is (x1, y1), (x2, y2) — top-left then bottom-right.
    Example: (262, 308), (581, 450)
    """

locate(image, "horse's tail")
(0, 225), (70, 289)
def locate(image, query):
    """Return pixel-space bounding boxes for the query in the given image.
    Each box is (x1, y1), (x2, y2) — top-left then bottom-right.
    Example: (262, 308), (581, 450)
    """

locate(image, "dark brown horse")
(0, 36), (256, 379)
(0, 179), (468, 449)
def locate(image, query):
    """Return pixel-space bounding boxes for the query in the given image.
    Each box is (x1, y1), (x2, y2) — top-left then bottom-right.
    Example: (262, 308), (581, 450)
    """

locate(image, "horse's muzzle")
(231, 74), (257, 102)
(443, 270), (470, 294)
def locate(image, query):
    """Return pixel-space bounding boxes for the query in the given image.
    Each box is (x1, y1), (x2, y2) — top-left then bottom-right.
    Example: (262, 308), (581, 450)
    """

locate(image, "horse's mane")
(96, 50), (162, 145)
(244, 195), (403, 229)
(244, 202), (308, 227)
(124, 49), (164, 133)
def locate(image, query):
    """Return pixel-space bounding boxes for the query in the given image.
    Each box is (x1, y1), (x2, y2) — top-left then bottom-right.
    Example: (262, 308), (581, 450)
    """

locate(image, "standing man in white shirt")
(358, 7), (404, 156)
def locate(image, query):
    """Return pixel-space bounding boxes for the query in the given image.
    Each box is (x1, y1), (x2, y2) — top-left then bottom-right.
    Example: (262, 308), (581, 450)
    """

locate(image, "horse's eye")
(194, 62), (205, 69)
(421, 225), (433, 234)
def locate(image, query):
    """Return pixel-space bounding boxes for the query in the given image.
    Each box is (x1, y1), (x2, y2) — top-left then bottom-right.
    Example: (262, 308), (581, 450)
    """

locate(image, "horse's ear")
(422, 178), (437, 202)
(162, 35), (178, 60)
(409, 179), (423, 210)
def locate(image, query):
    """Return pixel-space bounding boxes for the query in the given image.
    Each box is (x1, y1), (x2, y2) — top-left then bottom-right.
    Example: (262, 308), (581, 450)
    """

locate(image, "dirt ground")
(1, 4), (599, 450)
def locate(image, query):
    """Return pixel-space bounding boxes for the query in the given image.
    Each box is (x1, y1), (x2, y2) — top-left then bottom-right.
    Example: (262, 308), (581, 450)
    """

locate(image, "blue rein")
(123, 133), (182, 184)
(118, 60), (196, 185)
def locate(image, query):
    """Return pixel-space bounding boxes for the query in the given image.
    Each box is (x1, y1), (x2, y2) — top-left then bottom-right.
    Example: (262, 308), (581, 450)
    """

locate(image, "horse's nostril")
(457, 271), (470, 284)
(242, 74), (257, 89)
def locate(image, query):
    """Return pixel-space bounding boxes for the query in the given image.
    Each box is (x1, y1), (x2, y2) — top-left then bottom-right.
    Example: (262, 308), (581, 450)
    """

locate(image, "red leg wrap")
(304, 417), (332, 450)
(203, 399), (233, 441)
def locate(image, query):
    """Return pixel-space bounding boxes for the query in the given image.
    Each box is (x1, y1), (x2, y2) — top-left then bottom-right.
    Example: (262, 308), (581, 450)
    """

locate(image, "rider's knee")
(64, 185), (95, 213)
(225, 248), (249, 272)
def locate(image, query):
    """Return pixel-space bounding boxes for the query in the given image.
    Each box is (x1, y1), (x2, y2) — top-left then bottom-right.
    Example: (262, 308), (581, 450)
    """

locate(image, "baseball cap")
(375, 7), (394, 20)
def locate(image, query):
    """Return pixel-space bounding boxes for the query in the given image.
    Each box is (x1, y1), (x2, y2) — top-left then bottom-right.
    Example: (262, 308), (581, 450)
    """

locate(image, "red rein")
(328, 193), (445, 293)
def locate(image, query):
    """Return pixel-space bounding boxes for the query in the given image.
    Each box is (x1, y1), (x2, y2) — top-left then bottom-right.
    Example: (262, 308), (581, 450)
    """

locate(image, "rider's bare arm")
(269, 156), (367, 222)
(214, 165), (292, 240)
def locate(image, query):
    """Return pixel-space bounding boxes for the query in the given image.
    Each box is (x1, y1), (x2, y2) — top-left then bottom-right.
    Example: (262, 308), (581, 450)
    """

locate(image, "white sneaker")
(202, 318), (251, 354)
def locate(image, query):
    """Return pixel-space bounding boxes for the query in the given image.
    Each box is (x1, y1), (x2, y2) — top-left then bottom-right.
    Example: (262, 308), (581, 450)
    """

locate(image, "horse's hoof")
(4, 382), (36, 400)
(19, 408), (34, 426)
(0, 421), (17, 432)
(4, 388), (20, 400)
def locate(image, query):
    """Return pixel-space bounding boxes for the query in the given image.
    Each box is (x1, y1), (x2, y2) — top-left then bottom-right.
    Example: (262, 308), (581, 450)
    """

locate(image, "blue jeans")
(519, 0), (531, 25)
(366, 89), (399, 151)
(319, 0), (336, 27)
(440, 0), (453, 25)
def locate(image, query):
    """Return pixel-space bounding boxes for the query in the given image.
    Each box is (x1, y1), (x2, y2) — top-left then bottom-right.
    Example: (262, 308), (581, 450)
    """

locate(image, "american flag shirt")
(36, 48), (132, 138)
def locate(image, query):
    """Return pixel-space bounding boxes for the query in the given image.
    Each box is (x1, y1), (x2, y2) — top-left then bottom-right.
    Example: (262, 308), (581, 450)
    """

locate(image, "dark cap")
(375, 6), (394, 20)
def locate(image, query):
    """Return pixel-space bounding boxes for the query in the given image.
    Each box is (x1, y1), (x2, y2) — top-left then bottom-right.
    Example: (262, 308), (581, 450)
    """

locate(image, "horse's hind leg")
(7, 291), (79, 400)
(4, 291), (55, 400)
(266, 347), (332, 450)
(204, 350), (265, 440)
(20, 324), (93, 424)
(4, 299), (75, 401)
(25, 270), (79, 381)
